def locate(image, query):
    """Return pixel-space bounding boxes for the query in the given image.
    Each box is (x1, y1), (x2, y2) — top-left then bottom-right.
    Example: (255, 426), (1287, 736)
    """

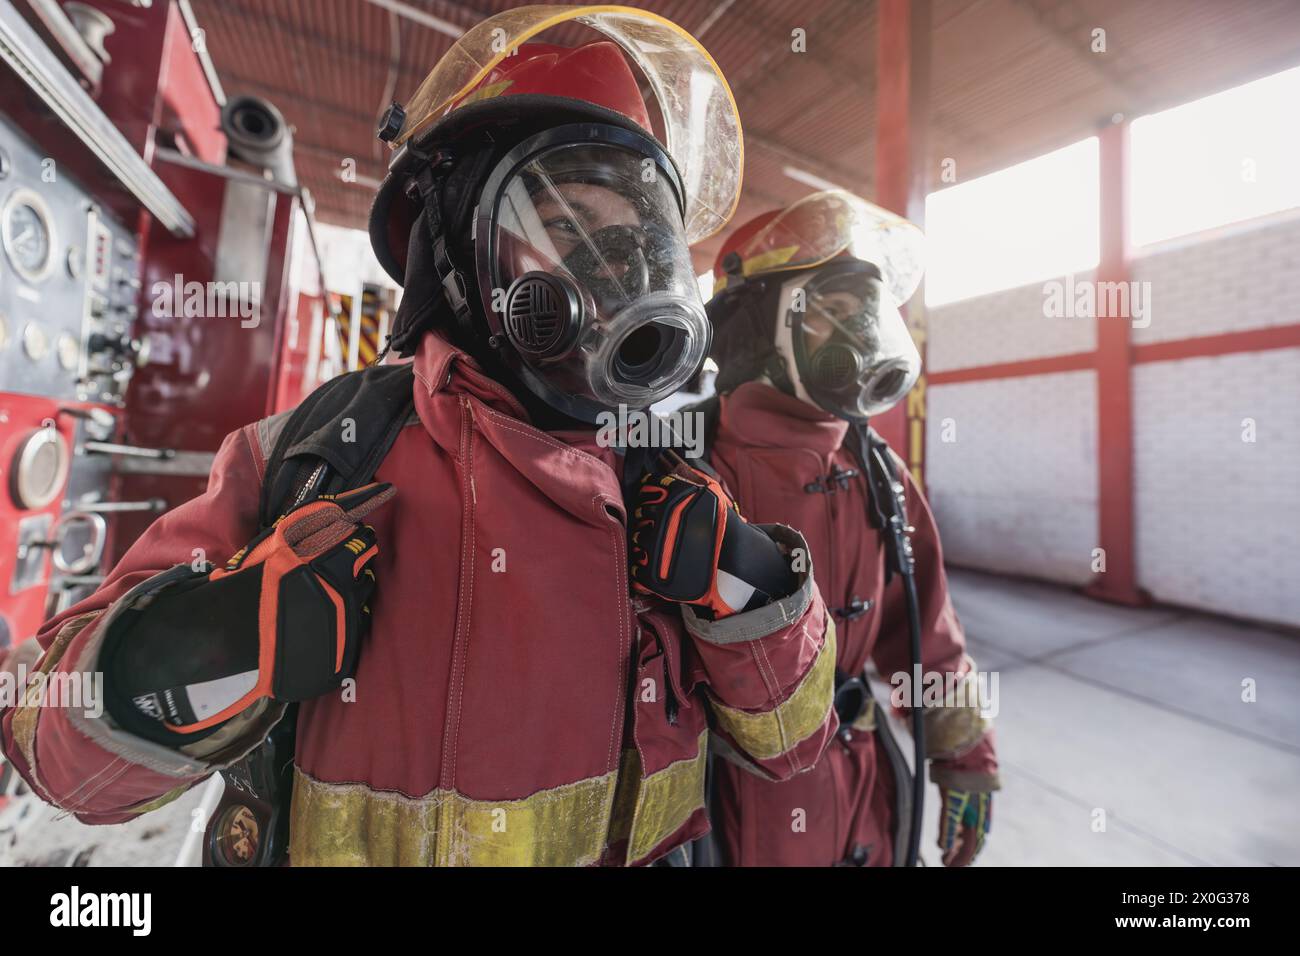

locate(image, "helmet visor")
(728, 190), (925, 304)
(392, 5), (742, 243)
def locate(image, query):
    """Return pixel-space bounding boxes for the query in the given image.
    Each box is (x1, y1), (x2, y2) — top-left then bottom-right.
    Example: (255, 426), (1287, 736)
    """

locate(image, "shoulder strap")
(217, 363), (415, 869)
(258, 364), (416, 526)
(675, 395), (722, 464)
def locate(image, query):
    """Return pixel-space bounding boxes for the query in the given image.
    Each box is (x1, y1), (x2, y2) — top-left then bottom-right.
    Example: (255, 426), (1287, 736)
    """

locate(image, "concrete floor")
(934, 567), (1300, 867)
(3, 568), (1297, 866)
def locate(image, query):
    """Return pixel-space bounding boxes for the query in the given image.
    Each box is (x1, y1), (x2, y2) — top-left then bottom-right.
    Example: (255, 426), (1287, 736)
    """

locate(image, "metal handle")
(82, 440), (176, 459)
(77, 498), (166, 513)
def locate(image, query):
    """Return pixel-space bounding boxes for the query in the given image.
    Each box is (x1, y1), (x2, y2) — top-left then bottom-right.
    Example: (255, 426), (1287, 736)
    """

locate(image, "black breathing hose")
(901, 570), (926, 867)
(855, 424), (926, 867)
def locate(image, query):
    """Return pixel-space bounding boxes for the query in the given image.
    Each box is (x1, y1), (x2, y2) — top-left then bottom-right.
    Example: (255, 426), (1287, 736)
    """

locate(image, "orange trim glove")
(100, 483), (394, 747)
(629, 466), (796, 619)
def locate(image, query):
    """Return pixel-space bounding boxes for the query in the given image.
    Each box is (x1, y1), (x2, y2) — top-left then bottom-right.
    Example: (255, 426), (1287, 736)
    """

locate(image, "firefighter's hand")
(628, 466), (795, 618)
(101, 483), (395, 747)
(937, 788), (992, 866)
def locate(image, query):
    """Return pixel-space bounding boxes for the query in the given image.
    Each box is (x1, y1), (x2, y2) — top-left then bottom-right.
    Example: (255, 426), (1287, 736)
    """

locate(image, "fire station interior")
(0, 0), (1297, 870)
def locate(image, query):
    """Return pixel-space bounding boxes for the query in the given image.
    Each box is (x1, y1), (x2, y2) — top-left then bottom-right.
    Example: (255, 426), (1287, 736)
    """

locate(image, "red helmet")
(710, 190), (924, 304)
(456, 41), (651, 131)
(369, 5), (743, 285)
(711, 208), (781, 285)
(707, 191), (926, 423)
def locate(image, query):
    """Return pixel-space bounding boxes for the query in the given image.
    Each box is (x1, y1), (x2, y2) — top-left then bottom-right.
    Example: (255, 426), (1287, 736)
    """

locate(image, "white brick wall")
(1132, 212), (1300, 345)
(926, 272), (1097, 372)
(925, 215), (1300, 627)
(927, 371), (1098, 585)
(1134, 348), (1300, 627)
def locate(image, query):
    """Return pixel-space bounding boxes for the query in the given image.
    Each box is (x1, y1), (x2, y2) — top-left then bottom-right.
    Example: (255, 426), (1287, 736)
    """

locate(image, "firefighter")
(0, 7), (837, 866)
(696, 191), (999, 866)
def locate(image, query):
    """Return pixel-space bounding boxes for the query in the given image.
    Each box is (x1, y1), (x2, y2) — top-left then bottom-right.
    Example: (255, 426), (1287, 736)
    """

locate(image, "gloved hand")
(628, 465), (795, 618)
(101, 482), (395, 747)
(937, 788), (992, 867)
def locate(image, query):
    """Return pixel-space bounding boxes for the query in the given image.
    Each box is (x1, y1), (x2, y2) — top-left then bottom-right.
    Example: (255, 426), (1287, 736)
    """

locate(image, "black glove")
(629, 465), (796, 618)
(100, 483), (394, 747)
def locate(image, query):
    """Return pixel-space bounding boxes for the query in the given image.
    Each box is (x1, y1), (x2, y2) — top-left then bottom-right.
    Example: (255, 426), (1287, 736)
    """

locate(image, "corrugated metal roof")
(187, 0), (1300, 271)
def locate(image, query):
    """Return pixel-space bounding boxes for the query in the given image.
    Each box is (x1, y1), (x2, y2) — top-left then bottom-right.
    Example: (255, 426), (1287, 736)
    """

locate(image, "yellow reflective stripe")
(10, 700), (39, 784)
(713, 245), (802, 292)
(609, 729), (708, 865)
(10, 618), (90, 786)
(289, 767), (618, 867)
(456, 78), (513, 106)
(708, 618), (836, 761)
(126, 784), (190, 817)
(739, 244), (802, 277)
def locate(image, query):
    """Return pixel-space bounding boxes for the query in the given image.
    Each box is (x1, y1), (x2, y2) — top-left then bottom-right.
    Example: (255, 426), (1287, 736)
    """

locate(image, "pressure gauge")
(2, 188), (57, 282)
(57, 332), (81, 370)
(22, 322), (48, 361)
(10, 426), (70, 510)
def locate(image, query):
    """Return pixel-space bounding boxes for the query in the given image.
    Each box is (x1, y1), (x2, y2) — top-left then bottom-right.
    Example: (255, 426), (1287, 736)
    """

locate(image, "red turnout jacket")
(704, 382), (999, 866)
(1, 334), (837, 866)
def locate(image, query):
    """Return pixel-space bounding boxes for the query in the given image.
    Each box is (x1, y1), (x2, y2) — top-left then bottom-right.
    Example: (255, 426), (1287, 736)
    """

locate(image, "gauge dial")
(3, 189), (57, 282)
(22, 322), (48, 361)
(57, 332), (80, 370)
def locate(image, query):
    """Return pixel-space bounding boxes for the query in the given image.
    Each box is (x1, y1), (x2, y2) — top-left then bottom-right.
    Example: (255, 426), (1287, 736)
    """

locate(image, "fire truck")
(0, 0), (340, 858)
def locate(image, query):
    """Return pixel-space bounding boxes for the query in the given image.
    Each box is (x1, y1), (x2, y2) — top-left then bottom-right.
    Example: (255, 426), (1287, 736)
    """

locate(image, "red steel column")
(1086, 119), (1146, 605)
(874, 0), (931, 486)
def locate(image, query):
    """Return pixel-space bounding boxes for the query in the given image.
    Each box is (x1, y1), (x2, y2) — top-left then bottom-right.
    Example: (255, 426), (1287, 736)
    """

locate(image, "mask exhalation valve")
(811, 343), (862, 391)
(504, 272), (581, 358)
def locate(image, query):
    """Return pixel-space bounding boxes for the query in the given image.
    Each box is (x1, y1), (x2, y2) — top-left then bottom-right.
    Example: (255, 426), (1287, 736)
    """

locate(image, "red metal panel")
(273, 291), (323, 414)
(78, 0), (172, 158)
(158, 1), (226, 164)
(0, 396), (108, 648)
(110, 162), (299, 563)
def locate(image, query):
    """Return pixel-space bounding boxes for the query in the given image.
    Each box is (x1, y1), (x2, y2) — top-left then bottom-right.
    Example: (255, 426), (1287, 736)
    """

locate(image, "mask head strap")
(415, 164), (474, 329)
(707, 269), (795, 397)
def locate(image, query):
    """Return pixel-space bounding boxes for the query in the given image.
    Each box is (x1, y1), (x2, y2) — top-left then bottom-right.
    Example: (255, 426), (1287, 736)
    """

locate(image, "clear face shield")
(476, 129), (710, 422)
(391, 4), (744, 246)
(786, 259), (921, 422)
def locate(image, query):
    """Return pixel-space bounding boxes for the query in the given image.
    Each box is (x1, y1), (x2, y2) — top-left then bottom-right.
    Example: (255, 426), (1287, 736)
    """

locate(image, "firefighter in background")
(696, 191), (999, 866)
(0, 6), (837, 866)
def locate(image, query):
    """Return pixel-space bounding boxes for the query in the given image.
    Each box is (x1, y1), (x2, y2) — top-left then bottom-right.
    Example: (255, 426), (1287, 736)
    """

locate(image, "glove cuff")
(930, 765), (1001, 793)
(930, 732), (1000, 792)
(715, 516), (799, 614)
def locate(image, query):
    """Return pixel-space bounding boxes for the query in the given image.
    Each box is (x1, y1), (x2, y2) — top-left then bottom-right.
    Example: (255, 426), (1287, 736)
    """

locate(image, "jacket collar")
(411, 330), (529, 419)
(717, 381), (850, 457)
(409, 332), (624, 521)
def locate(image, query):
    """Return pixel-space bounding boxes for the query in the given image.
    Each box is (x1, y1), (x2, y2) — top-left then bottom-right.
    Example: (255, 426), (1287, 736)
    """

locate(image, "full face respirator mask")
(707, 189), (925, 423)
(781, 257), (921, 423)
(368, 8), (747, 425)
(473, 124), (711, 424)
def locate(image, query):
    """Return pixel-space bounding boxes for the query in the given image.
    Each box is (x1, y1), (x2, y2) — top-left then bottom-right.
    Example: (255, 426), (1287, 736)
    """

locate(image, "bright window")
(924, 138), (1099, 307)
(1130, 65), (1300, 247)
